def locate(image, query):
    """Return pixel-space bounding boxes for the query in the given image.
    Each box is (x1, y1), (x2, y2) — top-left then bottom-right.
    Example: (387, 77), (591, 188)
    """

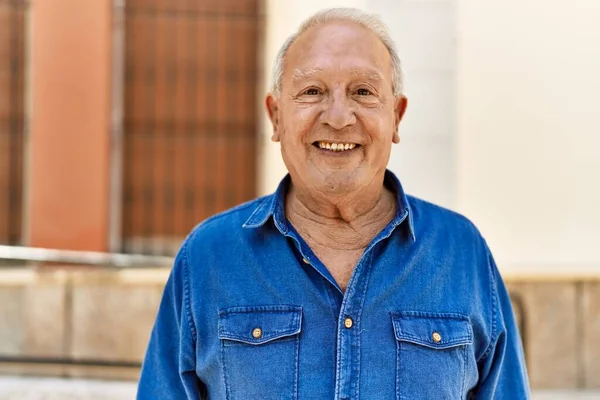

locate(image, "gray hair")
(271, 7), (404, 96)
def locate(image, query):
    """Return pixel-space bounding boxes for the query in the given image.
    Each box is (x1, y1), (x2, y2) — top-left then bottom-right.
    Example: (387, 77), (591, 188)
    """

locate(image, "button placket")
(334, 252), (374, 400)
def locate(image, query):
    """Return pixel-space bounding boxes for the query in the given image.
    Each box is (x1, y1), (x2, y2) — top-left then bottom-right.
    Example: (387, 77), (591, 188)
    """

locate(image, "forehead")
(284, 21), (392, 83)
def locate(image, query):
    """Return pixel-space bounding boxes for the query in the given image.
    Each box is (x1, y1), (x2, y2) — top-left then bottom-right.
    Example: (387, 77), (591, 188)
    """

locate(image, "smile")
(314, 141), (359, 152)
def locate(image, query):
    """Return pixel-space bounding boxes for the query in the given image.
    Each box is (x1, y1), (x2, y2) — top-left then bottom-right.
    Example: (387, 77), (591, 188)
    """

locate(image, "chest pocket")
(218, 305), (302, 400)
(391, 311), (473, 400)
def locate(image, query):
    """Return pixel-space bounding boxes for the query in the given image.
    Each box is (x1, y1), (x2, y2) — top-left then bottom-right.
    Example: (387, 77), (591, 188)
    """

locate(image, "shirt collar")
(242, 170), (416, 242)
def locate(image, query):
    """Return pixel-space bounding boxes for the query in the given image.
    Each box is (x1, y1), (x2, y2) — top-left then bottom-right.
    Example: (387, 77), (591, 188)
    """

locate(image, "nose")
(321, 89), (356, 130)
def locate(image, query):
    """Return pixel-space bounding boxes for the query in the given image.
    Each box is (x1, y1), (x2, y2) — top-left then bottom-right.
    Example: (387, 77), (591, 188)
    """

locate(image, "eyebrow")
(291, 67), (383, 83)
(349, 68), (383, 81)
(291, 68), (324, 82)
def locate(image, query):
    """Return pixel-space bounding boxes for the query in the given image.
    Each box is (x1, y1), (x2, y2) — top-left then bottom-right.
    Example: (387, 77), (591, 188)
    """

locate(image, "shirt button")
(344, 317), (353, 329)
(252, 328), (262, 339)
(302, 258), (309, 264)
(432, 332), (442, 343)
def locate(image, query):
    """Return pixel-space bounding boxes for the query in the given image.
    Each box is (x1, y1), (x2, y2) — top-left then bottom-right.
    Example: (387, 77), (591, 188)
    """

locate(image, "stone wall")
(0, 267), (598, 389)
(507, 280), (600, 389)
(0, 269), (166, 380)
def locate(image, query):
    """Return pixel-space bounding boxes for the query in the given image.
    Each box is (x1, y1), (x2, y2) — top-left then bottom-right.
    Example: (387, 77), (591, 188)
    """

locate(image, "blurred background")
(0, 0), (599, 398)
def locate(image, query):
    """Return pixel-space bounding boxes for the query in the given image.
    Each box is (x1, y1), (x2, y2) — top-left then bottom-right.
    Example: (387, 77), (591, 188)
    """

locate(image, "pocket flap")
(218, 305), (303, 345)
(391, 312), (473, 350)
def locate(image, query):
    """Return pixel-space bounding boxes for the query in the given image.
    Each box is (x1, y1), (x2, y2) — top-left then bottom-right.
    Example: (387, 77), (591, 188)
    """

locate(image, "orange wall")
(28, 0), (112, 250)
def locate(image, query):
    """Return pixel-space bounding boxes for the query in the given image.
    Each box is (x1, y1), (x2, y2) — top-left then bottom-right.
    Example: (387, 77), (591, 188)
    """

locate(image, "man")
(138, 7), (529, 399)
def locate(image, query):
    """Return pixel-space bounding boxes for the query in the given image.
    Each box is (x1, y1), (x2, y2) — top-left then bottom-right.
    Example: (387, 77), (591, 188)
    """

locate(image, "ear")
(392, 96), (408, 144)
(265, 94), (281, 142)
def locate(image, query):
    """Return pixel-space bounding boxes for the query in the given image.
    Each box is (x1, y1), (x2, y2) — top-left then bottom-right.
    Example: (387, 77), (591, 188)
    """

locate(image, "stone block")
(0, 270), (67, 357)
(508, 282), (579, 389)
(70, 273), (164, 363)
(0, 287), (26, 355)
(23, 283), (68, 356)
(582, 282), (600, 388)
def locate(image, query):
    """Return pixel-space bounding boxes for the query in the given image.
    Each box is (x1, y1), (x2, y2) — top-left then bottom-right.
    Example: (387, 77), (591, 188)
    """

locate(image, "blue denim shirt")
(138, 171), (530, 399)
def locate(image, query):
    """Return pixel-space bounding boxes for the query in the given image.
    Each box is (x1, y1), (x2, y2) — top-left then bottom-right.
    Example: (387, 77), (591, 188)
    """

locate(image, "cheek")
(359, 113), (395, 161)
(366, 108), (396, 140)
(281, 105), (319, 141)
(360, 114), (391, 143)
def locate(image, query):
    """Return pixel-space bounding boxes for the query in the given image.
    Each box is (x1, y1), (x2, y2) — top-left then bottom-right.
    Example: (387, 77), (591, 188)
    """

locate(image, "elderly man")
(138, 7), (529, 399)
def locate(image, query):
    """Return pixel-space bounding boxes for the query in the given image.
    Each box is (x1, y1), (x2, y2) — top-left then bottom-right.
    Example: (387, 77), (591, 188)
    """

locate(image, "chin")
(318, 169), (365, 194)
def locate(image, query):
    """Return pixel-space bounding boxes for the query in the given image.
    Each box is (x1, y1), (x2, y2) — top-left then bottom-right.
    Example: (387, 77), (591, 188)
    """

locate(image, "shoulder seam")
(182, 236), (198, 343)
(479, 252), (498, 362)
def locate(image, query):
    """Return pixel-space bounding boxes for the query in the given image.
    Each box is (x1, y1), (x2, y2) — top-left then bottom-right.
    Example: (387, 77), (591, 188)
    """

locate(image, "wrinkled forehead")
(291, 67), (383, 83)
(284, 21), (393, 86)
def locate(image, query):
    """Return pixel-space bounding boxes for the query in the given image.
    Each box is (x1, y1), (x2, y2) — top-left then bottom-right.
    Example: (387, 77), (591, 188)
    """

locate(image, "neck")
(285, 175), (397, 249)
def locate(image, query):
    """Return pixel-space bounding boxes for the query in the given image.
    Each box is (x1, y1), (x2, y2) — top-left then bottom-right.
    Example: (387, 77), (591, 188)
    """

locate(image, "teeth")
(318, 142), (357, 152)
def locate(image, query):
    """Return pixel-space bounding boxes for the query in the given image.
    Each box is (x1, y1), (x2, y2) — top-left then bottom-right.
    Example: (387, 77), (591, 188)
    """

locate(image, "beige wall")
(368, 0), (457, 209)
(456, 0), (600, 272)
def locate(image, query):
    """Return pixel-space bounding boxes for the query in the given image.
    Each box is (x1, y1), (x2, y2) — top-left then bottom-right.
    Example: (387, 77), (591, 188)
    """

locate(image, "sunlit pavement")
(0, 376), (598, 399)
(0, 377), (135, 400)
(532, 392), (600, 400)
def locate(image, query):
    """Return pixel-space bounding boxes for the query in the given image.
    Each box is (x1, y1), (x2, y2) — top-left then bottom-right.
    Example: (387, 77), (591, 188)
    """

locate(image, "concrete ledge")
(0, 376), (596, 400)
(0, 267), (167, 381)
(0, 266), (599, 388)
(503, 265), (600, 282)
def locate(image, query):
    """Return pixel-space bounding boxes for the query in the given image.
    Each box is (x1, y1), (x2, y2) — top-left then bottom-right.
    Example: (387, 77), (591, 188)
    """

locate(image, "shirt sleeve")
(473, 250), (531, 399)
(137, 241), (203, 399)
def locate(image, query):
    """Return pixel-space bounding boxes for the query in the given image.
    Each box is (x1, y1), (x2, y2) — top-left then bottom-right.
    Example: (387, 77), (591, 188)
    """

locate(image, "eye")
(303, 88), (321, 96)
(356, 88), (372, 96)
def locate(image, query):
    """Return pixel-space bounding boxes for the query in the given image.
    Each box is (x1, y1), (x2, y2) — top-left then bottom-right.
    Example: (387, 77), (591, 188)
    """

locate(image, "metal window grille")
(0, 0), (26, 246)
(120, 0), (262, 255)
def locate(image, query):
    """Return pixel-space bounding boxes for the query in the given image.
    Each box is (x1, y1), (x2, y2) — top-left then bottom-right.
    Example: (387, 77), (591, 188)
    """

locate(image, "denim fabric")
(137, 170), (530, 399)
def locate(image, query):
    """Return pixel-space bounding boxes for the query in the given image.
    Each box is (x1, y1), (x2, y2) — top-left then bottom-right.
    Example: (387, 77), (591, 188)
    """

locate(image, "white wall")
(456, 0), (600, 271)
(368, 0), (457, 209)
(260, 0), (600, 274)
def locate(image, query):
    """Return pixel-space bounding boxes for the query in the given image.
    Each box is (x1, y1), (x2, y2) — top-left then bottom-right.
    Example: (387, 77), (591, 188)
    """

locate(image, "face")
(266, 21), (408, 197)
